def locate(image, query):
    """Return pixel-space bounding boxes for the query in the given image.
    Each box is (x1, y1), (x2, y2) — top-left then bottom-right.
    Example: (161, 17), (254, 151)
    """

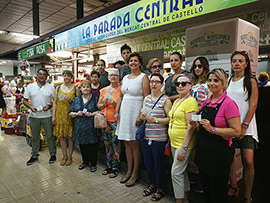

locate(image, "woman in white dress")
(115, 52), (150, 187)
(227, 51), (258, 203)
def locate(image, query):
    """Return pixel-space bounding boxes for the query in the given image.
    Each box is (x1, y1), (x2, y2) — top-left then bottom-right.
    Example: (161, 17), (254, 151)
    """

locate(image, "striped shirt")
(144, 94), (169, 142)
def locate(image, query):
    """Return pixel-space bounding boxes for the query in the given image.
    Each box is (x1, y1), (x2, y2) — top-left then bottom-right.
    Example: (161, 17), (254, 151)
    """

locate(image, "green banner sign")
(55, 0), (257, 51)
(18, 40), (54, 60)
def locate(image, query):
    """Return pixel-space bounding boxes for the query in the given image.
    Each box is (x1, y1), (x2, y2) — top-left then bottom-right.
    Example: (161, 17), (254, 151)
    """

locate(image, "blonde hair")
(80, 80), (91, 87)
(207, 68), (228, 90)
(258, 72), (269, 82)
(146, 58), (162, 70)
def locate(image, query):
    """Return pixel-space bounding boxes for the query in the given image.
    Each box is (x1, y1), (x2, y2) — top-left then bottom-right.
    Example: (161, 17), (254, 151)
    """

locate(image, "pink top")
(201, 91), (240, 145)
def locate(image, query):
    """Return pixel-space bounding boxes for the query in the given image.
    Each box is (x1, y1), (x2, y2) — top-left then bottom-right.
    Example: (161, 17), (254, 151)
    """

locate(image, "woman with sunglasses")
(227, 51), (258, 203)
(168, 72), (198, 203)
(146, 58), (165, 93)
(140, 73), (172, 201)
(97, 68), (121, 178)
(190, 68), (241, 203)
(190, 56), (210, 109)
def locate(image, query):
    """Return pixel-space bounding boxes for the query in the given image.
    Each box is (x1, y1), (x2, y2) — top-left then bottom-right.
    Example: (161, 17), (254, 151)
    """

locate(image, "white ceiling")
(0, 0), (121, 45)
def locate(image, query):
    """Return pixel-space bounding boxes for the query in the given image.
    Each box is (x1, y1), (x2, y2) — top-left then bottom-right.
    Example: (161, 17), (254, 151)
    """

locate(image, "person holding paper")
(23, 68), (56, 165)
(52, 70), (77, 166)
(97, 68), (121, 178)
(227, 51), (258, 203)
(190, 68), (241, 203)
(69, 80), (99, 172)
(115, 52), (150, 187)
(168, 72), (198, 203)
(140, 73), (172, 201)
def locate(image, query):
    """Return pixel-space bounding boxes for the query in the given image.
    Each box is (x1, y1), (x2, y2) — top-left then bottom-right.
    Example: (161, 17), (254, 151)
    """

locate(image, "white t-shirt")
(24, 82), (55, 118)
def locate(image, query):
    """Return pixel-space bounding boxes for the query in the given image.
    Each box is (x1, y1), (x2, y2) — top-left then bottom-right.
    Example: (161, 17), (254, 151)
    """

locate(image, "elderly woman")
(52, 70), (77, 166)
(140, 73), (172, 201)
(191, 68), (241, 203)
(168, 72), (198, 203)
(227, 51), (259, 203)
(146, 58), (163, 75)
(69, 80), (99, 172)
(115, 52), (151, 187)
(97, 68), (121, 178)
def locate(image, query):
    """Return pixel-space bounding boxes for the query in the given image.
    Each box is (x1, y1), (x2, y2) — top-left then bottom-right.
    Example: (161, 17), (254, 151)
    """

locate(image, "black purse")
(136, 94), (164, 141)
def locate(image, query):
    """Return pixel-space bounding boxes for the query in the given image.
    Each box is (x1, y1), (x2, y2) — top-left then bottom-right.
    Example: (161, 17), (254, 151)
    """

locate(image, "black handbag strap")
(143, 94), (164, 124)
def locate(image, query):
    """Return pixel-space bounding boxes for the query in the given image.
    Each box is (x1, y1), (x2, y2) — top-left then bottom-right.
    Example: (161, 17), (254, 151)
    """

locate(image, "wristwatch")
(243, 122), (249, 128)
(182, 144), (188, 150)
(155, 118), (159, 124)
(211, 127), (216, 134)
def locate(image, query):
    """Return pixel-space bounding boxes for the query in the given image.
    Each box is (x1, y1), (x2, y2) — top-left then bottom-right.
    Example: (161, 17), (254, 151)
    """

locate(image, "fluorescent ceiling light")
(0, 30), (39, 39)
(47, 51), (72, 58)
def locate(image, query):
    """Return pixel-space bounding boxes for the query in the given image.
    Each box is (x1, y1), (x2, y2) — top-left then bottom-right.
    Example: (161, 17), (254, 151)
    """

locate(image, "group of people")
(20, 43), (258, 203)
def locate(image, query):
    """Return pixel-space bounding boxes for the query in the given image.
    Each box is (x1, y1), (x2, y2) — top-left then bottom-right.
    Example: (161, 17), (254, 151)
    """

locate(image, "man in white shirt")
(23, 68), (56, 165)
(10, 76), (18, 87)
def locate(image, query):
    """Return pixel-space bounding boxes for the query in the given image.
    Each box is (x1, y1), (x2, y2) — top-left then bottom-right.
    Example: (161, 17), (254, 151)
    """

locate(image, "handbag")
(136, 94), (164, 141)
(94, 107), (107, 128)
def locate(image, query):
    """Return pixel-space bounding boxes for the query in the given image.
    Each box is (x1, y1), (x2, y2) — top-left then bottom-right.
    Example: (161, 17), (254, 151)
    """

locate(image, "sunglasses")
(151, 65), (161, 69)
(193, 64), (203, 69)
(175, 81), (191, 87)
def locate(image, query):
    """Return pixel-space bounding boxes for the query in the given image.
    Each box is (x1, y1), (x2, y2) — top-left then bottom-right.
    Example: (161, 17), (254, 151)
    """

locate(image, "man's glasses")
(151, 65), (161, 69)
(150, 80), (162, 84)
(193, 64), (203, 69)
(175, 81), (191, 87)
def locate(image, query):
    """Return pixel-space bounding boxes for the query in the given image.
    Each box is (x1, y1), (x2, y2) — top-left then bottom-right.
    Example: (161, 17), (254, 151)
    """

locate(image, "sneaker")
(90, 166), (97, 172)
(193, 182), (204, 193)
(26, 157), (38, 165)
(49, 155), (56, 163)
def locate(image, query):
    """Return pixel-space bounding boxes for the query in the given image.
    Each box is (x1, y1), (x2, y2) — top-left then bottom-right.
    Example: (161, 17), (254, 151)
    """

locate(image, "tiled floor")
(0, 131), (175, 203)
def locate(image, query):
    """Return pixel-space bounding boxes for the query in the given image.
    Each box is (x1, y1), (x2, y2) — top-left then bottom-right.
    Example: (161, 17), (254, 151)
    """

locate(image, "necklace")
(170, 95), (191, 129)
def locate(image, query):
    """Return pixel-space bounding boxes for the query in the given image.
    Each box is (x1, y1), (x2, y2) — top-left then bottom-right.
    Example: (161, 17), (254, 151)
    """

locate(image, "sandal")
(102, 168), (112, 175)
(65, 157), (72, 166)
(142, 185), (156, 197)
(109, 170), (118, 178)
(120, 174), (131, 184)
(60, 157), (67, 166)
(228, 185), (239, 198)
(151, 189), (165, 201)
(78, 163), (88, 170)
(244, 197), (253, 203)
(90, 166), (97, 172)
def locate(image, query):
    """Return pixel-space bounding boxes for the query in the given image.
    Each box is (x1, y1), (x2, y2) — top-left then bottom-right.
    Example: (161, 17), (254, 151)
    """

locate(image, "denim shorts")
(234, 135), (258, 150)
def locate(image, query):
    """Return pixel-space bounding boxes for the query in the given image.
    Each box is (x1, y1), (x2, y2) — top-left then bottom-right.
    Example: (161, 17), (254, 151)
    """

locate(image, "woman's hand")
(52, 117), (56, 125)
(190, 120), (199, 129)
(140, 113), (148, 121)
(200, 119), (212, 132)
(135, 116), (142, 127)
(85, 112), (92, 117)
(107, 99), (115, 106)
(114, 112), (119, 122)
(239, 124), (248, 139)
(76, 111), (83, 117)
(64, 96), (73, 103)
(177, 148), (186, 162)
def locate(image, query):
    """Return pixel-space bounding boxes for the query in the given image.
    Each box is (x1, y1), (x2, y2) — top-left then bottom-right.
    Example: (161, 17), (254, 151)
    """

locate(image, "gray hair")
(108, 68), (119, 76)
(178, 72), (195, 84)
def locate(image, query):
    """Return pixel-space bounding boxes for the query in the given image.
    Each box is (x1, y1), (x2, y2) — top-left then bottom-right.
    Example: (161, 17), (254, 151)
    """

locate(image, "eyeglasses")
(151, 65), (161, 69)
(232, 51), (248, 56)
(150, 80), (162, 84)
(193, 64), (203, 69)
(175, 81), (191, 87)
(109, 74), (118, 77)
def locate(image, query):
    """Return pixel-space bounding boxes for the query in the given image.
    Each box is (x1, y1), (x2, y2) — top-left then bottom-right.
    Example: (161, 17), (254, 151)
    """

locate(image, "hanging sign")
(55, 0), (257, 51)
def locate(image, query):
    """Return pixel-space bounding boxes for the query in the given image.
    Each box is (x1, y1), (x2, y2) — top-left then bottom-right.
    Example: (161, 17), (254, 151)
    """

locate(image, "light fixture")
(0, 30), (39, 38)
(47, 51), (72, 58)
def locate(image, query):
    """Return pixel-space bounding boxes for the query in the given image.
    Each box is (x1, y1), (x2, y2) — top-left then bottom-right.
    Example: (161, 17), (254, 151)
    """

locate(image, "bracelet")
(114, 112), (119, 115)
(243, 122), (249, 128)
